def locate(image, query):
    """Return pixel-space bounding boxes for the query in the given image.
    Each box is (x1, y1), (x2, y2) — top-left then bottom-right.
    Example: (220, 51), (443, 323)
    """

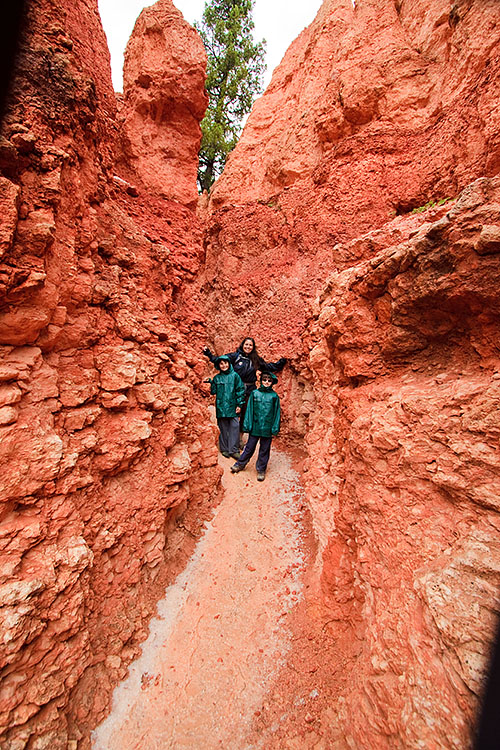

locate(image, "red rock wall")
(2, 0), (499, 746)
(203, 0), (500, 745)
(202, 0), (500, 434)
(118, 0), (208, 208)
(0, 1), (218, 748)
(304, 176), (500, 747)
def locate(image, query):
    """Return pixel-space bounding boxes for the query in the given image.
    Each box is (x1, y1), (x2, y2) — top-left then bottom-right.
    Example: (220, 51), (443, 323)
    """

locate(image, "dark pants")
(217, 417), (240, 454)
(236, 434), (272, 473)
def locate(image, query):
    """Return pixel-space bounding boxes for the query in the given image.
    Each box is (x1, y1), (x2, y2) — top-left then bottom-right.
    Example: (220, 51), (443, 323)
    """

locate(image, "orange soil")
(92, 447), (314, 749)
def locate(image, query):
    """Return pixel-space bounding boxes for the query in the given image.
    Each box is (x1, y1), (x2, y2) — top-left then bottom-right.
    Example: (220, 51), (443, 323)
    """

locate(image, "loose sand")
(92, 448), (306, 749)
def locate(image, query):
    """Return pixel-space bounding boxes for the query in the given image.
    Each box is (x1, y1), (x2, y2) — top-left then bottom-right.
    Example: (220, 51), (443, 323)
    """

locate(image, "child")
(208, 355), (245, 459)
(230, 371), (281, 481)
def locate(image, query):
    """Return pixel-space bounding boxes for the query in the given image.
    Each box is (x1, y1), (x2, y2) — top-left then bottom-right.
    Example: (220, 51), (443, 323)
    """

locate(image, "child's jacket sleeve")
(235, 372), (245, 406)
(272, 394), (281, 435)
(210, 378), (217, 395)
(242, 391), (254, 433)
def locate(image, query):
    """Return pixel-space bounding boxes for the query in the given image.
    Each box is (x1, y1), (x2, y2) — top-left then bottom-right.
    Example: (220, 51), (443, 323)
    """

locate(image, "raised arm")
(259, 355), (287, 373)
(203, 346), (218, 364)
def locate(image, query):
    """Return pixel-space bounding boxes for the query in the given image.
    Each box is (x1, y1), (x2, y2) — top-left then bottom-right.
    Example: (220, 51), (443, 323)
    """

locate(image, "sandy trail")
(92, 448), (306, 750)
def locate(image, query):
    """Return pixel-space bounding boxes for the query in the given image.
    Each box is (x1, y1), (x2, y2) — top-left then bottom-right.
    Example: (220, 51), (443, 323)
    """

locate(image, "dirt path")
(92, 448), (306, 750)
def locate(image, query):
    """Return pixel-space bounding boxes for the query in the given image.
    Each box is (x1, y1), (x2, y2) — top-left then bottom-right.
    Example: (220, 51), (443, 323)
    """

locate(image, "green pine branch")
(195, 0), (266, 193)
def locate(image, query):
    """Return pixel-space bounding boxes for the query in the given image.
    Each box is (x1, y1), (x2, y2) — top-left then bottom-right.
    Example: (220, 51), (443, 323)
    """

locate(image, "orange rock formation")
(203, 0), (500, 430)
(0, 1), (219, 747)
(303, 177), (500, 747)
(202, 0), (500, 746)
(1, 0), (499, 748)
(119, 0), (208, 208)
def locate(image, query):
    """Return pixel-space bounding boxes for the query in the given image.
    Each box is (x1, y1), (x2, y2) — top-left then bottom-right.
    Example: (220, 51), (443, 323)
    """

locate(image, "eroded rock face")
(2, 0), (500, 746)
(304, 176), (500, 747)
(119, 0), (208, 208)
(0, 1), (216, 748)
(202, 0), (500, 435)
(203, 0), (500, 745)
(212, 0), (500, 209)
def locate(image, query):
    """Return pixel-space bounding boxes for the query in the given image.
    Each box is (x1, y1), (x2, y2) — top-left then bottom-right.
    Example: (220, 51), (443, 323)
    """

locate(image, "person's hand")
(202, 347), (212, 358)
(236, 406), (241, 414)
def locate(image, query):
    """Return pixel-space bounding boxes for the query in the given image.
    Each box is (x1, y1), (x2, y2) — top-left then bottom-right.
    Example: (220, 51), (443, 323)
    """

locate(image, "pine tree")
(195, 0), (266, 193)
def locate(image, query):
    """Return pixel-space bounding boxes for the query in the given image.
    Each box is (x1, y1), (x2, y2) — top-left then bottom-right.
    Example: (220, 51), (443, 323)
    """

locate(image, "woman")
(203, 337), (286, 441)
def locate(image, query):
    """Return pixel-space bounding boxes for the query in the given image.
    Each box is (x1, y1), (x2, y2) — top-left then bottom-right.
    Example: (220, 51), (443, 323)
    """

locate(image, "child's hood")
(260, 370), (278, 388)
(214, 355), (233, 371)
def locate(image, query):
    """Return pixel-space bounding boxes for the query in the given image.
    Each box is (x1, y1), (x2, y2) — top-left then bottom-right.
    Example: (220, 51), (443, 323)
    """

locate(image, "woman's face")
(242, 339), (254, 354)
(219, 360), (229, 371)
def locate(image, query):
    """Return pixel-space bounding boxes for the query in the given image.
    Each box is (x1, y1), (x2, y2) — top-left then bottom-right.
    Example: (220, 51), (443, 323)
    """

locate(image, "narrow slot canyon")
(1, 0), (500, 749)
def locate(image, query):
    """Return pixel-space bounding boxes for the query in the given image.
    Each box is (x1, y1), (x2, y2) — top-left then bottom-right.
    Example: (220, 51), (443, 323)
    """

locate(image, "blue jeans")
(236, 434), (272, 472)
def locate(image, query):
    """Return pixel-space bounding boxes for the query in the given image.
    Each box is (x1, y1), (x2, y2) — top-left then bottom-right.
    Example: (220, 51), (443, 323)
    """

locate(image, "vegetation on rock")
(195, 0), (265, 193)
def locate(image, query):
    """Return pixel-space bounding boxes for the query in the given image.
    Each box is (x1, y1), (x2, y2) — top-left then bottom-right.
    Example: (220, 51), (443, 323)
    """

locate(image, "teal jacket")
(210, 365), (245, 419)
(243, 385), (281, 437)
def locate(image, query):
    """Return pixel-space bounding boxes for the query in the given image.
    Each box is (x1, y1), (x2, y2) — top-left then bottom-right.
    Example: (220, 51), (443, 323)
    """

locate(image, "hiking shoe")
(230, 451), (241, 460)
(221, 451), (230, 458)
(257, 472), (266, 482)
(231, 463), (245, 473)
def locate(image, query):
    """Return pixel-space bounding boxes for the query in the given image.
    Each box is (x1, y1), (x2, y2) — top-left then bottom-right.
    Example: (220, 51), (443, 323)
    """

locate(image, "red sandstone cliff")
(212, 0), (500, 209)
(203, 0), (500, 746)
(302, 177), (500, 748)
(202, 0), (500, 434)
(0, 1), (216, 748)
(118, 0), (208, 208)
(1, 0), (500, 747)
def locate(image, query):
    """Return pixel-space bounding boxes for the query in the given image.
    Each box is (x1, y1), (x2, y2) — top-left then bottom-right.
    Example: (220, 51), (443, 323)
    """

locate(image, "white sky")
(98, 0), (324, 92)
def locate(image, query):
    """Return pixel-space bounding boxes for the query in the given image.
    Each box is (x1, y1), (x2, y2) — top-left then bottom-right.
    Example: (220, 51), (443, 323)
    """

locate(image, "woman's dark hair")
(239, 337), (262, 370)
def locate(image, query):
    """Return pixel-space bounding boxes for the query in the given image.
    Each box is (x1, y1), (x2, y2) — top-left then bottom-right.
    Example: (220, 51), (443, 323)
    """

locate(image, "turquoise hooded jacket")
(210, 357), (245, 419)
(242, 384), (281, 437)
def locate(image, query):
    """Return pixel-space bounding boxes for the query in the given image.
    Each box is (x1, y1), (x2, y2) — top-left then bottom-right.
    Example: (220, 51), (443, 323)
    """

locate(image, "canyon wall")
(204, 0), (500, 745)
(203, 0), (500, 433)
(1, 0), (499, 747)
(304, 176), (500, 748)
(0, 1), (218, 748)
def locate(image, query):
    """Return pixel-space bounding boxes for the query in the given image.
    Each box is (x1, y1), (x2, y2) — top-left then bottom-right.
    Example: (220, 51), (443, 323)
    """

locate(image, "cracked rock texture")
(303, 176), (500, 748)
(1, 0), (500, 748)
(202, 0), (500, 435)
(0, 1), (218, 748)
(118, 0), (208, 208)
(203, 0), (500, 746)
